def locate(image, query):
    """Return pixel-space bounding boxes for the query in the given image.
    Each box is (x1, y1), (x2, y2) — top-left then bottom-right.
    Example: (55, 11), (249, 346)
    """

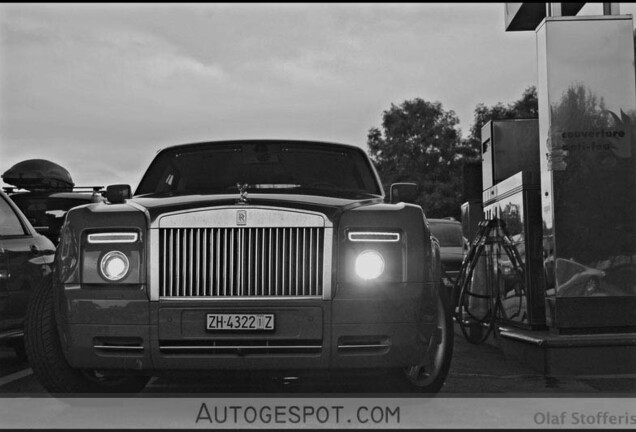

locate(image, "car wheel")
(24, 275), (150, 394)
(400, 290), (454, 394)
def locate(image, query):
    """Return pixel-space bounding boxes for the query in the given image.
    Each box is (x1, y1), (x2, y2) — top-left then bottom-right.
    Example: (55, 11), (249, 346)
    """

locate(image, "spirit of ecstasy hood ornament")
(236, 183), (249, 204)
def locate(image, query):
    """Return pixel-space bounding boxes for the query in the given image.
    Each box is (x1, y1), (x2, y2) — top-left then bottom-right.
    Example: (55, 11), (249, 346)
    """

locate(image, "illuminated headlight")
(355, 250), (385, 280)
(99, 251), (130, 281)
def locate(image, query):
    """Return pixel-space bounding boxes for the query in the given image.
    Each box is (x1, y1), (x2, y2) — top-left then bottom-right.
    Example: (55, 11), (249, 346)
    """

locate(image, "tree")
(463, 85), (538, 153)
(367, 87), (538, 219)
(367, 98), (476, 218)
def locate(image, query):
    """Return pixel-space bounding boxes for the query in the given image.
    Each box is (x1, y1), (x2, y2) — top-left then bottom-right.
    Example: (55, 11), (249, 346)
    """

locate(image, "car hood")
(128, 193), (384, 224)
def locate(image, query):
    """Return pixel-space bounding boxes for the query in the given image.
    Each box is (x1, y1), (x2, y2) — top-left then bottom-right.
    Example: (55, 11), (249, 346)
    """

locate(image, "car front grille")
(158, 227), (325, 298)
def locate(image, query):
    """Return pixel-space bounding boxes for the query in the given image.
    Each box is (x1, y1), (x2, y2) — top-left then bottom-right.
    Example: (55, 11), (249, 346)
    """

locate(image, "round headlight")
(355, 250), (385, 280)
(99, 251), (130, 281)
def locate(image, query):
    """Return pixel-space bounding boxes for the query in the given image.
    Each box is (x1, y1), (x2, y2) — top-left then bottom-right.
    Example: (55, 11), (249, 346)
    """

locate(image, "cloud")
(90, 27), (227, 86)
(1, 17), (234, 175)
(0, 11), (232, 186)
(1, 12), (229, 122)
(0, 3), (539, 188)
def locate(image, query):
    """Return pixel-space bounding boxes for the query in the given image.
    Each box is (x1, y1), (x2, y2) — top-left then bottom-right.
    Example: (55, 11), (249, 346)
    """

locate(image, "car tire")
(24, 275), (150, 394)
(399, 288), (454, 394)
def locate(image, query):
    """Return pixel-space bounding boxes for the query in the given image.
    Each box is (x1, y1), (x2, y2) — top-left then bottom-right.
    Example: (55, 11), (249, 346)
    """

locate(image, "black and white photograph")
(0, 2), (635, 429)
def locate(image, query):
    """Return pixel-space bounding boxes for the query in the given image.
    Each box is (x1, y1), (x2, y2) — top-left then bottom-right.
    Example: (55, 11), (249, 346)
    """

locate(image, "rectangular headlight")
(87, 232), (139, 244)
(347, 231), (400, 242)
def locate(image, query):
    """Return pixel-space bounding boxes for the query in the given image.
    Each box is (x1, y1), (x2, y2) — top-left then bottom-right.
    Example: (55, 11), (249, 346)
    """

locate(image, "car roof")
(156, 139), (366, 155)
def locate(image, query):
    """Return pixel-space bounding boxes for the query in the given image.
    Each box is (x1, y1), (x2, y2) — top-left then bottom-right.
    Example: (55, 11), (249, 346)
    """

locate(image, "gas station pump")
(537, 13), (636, 332)
(457, 3), (636, 376)
(457, 120), (546, 336)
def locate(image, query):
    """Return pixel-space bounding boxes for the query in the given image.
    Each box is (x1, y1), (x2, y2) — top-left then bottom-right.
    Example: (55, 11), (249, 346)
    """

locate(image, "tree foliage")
(367, 98), (475, 218)
(366, 87), (538, 219)
(464, 86), (538, 153)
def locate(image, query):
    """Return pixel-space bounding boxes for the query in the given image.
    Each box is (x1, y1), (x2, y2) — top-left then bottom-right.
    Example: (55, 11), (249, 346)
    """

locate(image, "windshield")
(429, 222), (463, 247)
(135, 142), (383, 198)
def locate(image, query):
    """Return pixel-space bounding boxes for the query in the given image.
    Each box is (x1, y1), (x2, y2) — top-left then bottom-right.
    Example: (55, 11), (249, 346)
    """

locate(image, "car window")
(429, 223), (463, 247)
(136, 142), (382, 198)
(0, 195), (27, 236)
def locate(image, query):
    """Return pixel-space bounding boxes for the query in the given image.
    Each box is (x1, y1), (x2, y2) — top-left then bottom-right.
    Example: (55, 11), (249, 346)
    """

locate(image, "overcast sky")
(1, 3), (634, 189)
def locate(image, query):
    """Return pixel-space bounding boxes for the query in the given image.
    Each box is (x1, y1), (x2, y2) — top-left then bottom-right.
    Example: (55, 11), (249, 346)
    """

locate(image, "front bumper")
(57, 282), (438, 372)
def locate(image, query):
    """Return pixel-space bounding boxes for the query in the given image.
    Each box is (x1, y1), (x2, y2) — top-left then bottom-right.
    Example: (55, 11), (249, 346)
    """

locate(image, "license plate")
(206, 314), (275, 331)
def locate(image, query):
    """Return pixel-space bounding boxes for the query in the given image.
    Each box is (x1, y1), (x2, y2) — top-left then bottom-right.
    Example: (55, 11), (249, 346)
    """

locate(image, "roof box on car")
(2, 159), (75, 191)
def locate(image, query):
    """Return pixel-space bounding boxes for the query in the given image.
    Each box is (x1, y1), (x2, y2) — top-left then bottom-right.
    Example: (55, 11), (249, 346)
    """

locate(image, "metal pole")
(546, 2), (562, 17)
(603, 3), (620, 15)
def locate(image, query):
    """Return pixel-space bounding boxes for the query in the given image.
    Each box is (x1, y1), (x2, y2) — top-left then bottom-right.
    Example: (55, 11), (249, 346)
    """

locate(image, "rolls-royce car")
(25, 140), (453, 394)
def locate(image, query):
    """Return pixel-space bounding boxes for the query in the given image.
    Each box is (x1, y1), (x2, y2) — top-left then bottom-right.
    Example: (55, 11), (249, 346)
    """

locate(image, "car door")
(0, 193), (37, 332)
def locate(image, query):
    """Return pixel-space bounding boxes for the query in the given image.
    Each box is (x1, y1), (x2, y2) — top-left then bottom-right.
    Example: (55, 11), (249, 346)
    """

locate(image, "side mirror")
(390, 182), (419, 204)
(105, 184), (132, 204)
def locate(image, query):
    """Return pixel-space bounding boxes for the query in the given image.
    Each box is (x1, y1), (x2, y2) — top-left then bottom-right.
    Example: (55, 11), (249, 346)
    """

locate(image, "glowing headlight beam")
(355, 250), (385, 280)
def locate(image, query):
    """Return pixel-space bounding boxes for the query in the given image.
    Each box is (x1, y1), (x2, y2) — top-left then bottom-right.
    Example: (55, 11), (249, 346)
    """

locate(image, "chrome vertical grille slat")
(247, 229), (252, 296)
(261, 228), (266, 296)
(303, 229), (307, 296)
(159, 226), (324, 298)
(275, 229), (279, 295)
(216, 230), (220, 296)
(176, 229), (182, 296)
(295, 228), (299, 295)
(309, 228), (313, 296)
(268, 228), (272, 296)
(238, 229), (243, 296)
(222, 229), (227, 296)
(202, 229), (207, 296)
(229, 229), (234, 296)
(189, 229), (194, 297)
(256, 230), (260, 296)
(162, 228), (167, 297)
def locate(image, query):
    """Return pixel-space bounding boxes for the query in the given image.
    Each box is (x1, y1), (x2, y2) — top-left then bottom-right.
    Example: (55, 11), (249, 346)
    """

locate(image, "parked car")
(7, 189), (104, 246)
(3, 159), (104, 245)
(0, 189), (55, 359)
(555, 258), (608, 297)
(25, 139), (453, 394)
(428, 218), (468, 282)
